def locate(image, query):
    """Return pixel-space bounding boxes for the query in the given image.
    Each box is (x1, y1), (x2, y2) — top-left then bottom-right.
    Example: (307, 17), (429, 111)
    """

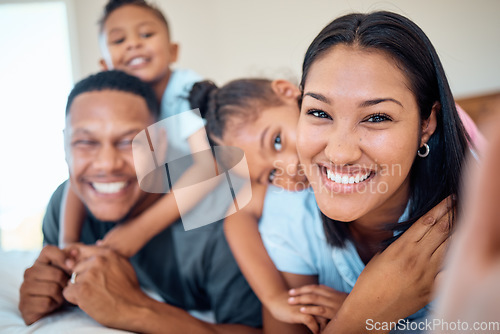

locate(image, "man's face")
(65, 89), (155, 221)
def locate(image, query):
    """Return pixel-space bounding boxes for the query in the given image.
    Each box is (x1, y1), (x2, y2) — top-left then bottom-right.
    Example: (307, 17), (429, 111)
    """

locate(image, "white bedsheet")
(0, 249), (131, 333)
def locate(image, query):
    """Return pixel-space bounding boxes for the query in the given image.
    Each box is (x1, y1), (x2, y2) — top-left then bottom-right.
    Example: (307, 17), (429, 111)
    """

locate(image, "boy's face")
(100, 5), (178, 87)
(64, 89), (156, 222)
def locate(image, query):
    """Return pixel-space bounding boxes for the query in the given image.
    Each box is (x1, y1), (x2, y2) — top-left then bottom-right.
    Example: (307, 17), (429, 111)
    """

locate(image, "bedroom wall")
(71, 0), (500, 98)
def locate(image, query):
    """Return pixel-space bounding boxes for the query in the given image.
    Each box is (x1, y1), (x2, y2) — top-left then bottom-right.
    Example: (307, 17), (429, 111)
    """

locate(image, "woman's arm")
(324, 196), (454, 334)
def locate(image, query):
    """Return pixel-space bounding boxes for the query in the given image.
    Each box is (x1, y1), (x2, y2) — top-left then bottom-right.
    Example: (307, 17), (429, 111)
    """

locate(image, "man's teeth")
(92, 182), (127, 194)
(129, 57), (147, 66)
(326, 170), (371, 184)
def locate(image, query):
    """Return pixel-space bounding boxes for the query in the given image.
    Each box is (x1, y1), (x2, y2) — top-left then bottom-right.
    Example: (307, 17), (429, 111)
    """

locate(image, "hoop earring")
(417, 143), (430, 158)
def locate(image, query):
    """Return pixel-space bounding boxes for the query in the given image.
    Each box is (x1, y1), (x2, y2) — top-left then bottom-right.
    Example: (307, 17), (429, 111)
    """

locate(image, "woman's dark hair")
(188, 79), (284, 142)
(66, 70), (159, 119)
(98, 0), (170, 36)
(300, 11), (470, 248)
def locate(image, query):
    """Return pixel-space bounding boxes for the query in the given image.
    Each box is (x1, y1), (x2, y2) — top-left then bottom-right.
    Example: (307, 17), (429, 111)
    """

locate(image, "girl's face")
(223, 99), (309, 191)
(297, 45), (436, 225)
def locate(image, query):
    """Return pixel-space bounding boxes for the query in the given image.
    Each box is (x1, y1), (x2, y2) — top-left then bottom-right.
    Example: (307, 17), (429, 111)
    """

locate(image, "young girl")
(60, 0), (210, 256)
(258, 11), (473, 333)
(189, 76), (481, 333)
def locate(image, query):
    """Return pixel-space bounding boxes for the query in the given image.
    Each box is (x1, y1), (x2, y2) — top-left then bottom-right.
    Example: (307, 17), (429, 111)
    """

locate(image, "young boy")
(61, 0), (210, 256)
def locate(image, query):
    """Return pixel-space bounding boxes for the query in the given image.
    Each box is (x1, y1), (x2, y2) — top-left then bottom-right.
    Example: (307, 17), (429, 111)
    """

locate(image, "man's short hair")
(65, 70), (160, 118)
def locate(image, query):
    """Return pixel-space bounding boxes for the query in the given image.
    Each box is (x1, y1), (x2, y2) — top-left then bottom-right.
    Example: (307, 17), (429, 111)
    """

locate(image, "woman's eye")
(268, 169), (277, 183)
(273, 134), (282, 151)
(307, 109), (331, 119)
(366, 113), (392, 123)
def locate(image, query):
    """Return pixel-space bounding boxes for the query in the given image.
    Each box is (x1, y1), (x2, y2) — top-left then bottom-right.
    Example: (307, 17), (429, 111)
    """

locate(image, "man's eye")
(268, 169), (277, 183)
(118, 139), (133, 149)
(273, 134), (282, 151)
(307, 109), (331, 119)
(365, 113), (392, 123)
(73, 140), (96, 147)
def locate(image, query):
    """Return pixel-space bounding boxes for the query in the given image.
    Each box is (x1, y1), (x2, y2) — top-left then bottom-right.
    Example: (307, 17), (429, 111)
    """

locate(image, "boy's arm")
(59, 182), (86, 247)
(100, 128), (216, 257)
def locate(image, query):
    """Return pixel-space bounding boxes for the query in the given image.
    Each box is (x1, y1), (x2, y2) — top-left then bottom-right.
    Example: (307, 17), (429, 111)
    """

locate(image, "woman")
(259, 11), (471, 333)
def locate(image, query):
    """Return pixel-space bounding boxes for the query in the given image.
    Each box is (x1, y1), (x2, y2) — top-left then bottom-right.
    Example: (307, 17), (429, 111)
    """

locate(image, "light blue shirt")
(160, 68), (206, 161)
(259, 186), (430, 328)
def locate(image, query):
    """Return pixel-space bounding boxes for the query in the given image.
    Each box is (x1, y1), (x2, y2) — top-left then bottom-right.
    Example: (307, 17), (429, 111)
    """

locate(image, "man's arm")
(63, 245), (261, 334)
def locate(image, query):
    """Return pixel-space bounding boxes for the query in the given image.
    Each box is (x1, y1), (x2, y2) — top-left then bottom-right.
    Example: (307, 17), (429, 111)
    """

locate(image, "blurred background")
(0, 0), (499, 250)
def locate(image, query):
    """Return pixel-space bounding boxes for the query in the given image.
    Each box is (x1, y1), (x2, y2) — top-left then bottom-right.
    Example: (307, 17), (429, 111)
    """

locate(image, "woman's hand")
(325, 196), (454, 334)
(288, 285), (348, 331)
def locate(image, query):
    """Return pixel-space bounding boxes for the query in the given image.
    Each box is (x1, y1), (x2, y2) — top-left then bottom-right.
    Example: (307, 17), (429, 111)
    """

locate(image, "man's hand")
(62, 245), (148, 330)
(19, 245), (72, 325)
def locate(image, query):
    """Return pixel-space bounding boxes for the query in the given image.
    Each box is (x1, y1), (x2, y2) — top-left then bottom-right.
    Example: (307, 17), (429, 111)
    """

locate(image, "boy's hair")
(66, 70), (160, 118)
(98, 0), (170, 37)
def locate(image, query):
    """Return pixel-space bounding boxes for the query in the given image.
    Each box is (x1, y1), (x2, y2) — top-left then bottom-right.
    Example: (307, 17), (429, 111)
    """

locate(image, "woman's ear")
(270, 79), (301, 100)
(420, 102), (439, 146)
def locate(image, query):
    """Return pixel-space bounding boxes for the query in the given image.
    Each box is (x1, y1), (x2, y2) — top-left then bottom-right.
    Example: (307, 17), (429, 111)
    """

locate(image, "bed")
(0, 249), (131, 333)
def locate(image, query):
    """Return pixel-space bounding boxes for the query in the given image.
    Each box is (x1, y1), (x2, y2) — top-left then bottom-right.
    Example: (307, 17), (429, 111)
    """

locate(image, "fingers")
(298, 313), (319, 334)
(36, 245), (72, 274)
(400, 196), (453, 244)
(289, 284), (338, 298)
(288, 293), (337, 310)
(18, 295), (61, 325)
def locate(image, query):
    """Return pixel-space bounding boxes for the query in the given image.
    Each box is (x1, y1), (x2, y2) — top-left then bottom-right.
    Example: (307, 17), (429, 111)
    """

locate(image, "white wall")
(72, 0), (500, 98)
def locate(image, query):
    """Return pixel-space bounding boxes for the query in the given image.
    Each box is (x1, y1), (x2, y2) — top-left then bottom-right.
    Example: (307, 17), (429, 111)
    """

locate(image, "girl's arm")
(100, 128), (214, 257)
(224, 184), (325, 334)
(59, 182), (86, 248)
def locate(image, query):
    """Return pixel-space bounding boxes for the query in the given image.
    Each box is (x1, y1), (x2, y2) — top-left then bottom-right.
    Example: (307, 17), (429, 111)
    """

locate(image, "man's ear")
(420, 102), (439, 146)
(99, 59), (109, 71)
(270, 79), (301, 100)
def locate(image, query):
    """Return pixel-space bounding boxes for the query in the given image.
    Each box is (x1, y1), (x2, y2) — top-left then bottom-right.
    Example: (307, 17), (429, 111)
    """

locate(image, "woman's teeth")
(326, 169), (371, 184)
(92, 181), (127, 194)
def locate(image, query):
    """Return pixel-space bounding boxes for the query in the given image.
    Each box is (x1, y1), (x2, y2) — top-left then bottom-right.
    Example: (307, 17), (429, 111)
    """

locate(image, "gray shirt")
(42, 181), (262, 328)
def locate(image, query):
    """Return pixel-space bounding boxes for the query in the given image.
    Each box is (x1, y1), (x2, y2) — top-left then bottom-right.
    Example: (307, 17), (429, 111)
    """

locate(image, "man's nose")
(93, 144), (124, 173)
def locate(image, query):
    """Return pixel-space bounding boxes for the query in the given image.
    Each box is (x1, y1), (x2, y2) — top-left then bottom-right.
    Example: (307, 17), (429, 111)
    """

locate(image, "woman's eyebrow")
(303, 92), (331, 104)
(359, 98), (403, 108)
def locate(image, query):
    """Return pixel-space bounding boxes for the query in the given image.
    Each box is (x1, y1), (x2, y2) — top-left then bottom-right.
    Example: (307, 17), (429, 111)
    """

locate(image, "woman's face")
(223, 99), (309, 191)
(297, 45), (436, 224)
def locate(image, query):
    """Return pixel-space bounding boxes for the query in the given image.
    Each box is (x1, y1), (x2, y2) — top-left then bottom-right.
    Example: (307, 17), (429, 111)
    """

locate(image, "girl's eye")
(307, 109), (331, 119)
(273, 134), (282, 151)
(141, 32), (154, 38)
(268, 169), (277, 183)
(365, 113), (392, 123)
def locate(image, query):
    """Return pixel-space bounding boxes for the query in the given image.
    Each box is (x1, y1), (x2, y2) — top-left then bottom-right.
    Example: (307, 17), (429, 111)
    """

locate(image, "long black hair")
(300, 11), (470, 248)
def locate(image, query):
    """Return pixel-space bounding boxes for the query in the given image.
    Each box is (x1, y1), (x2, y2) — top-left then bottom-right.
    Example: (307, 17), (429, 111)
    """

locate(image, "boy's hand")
(288, 285), (348, 330)
(97, 220), (150, 258)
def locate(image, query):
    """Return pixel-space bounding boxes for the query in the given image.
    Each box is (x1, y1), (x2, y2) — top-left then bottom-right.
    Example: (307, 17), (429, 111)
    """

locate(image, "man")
(18, 70), (262, 333)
